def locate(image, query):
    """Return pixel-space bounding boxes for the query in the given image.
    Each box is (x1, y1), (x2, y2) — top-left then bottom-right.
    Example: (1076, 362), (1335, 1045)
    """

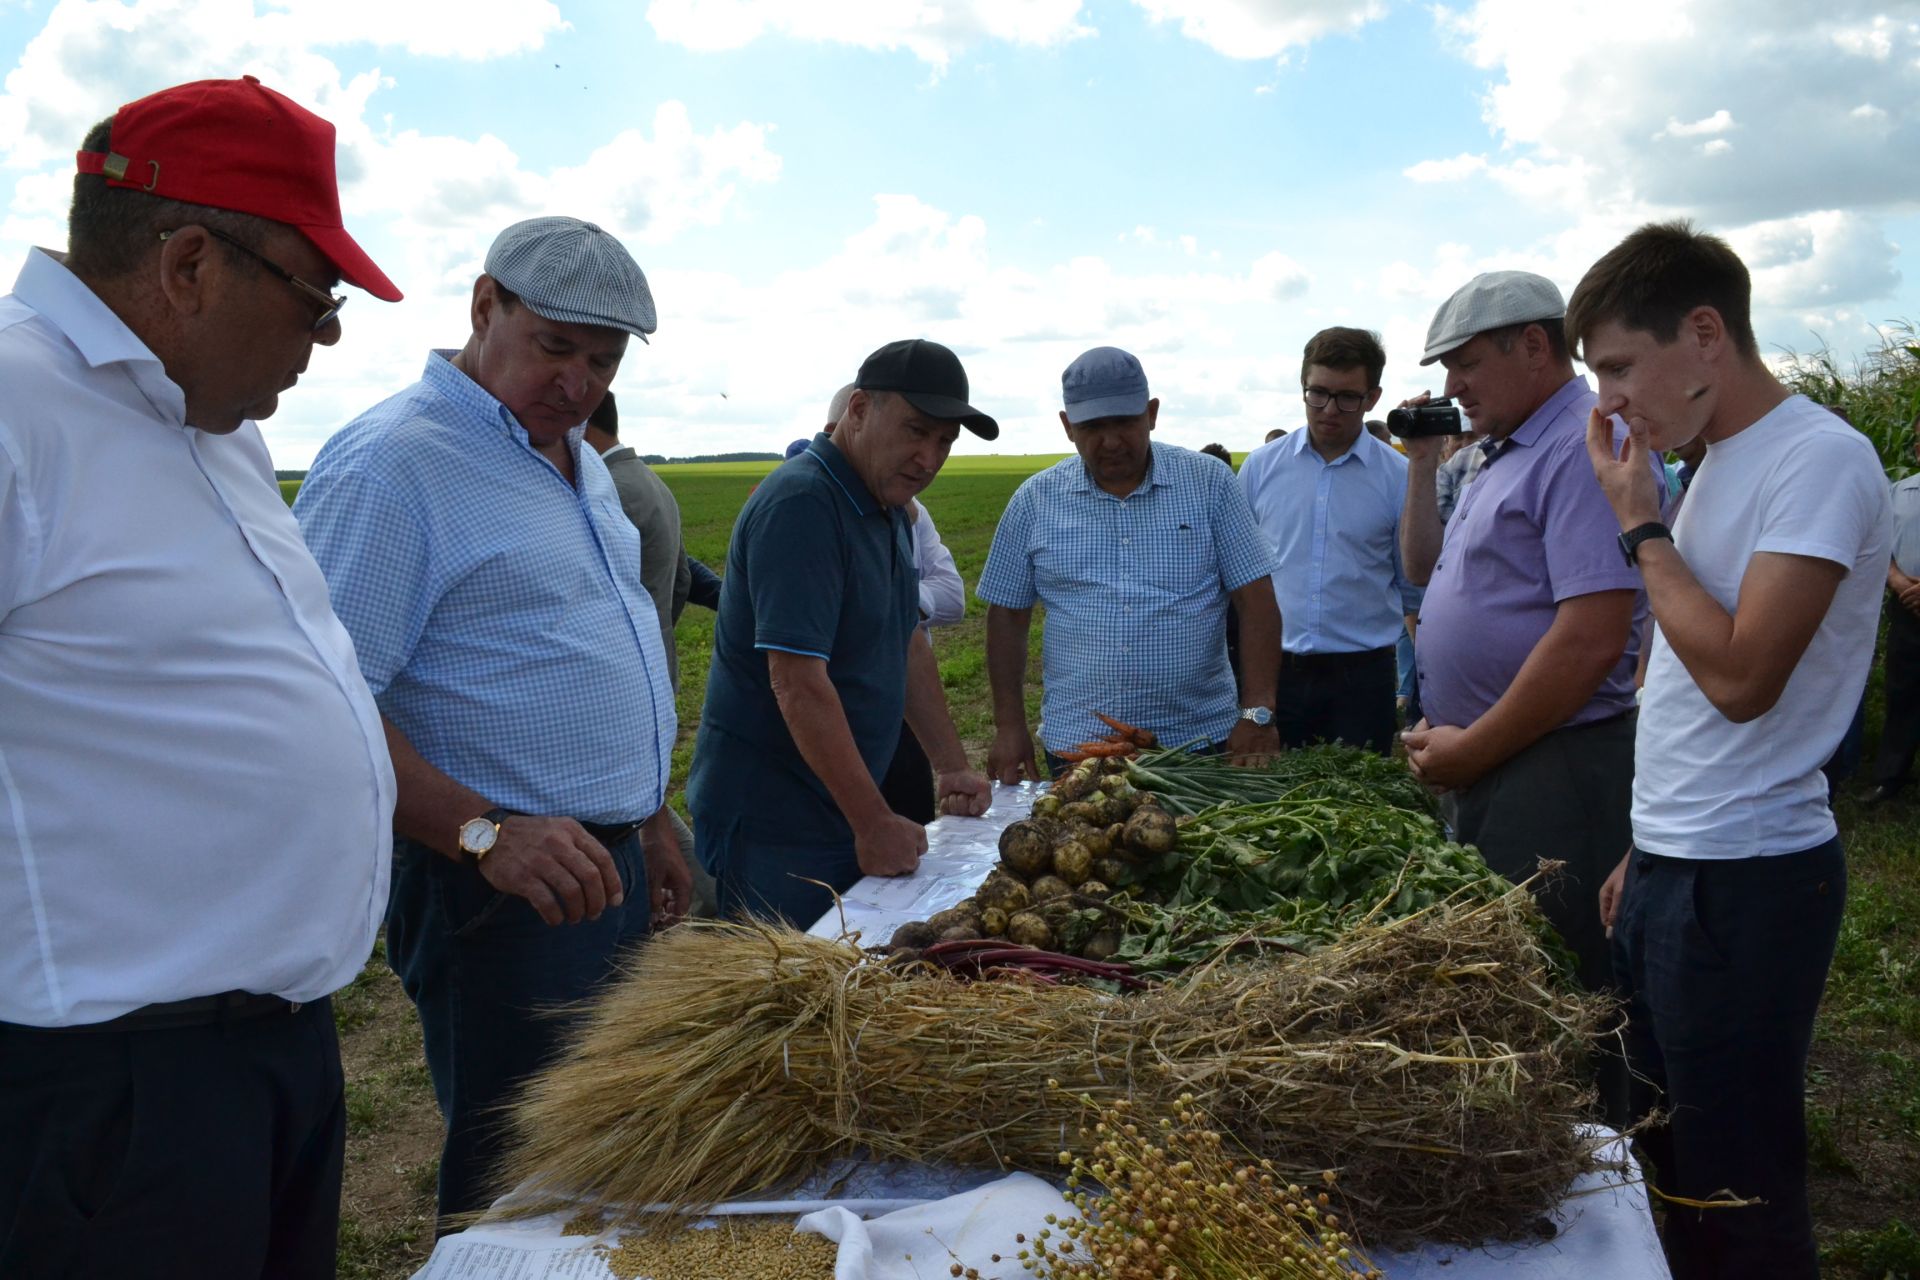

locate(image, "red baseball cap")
(76, 76), (401, 302)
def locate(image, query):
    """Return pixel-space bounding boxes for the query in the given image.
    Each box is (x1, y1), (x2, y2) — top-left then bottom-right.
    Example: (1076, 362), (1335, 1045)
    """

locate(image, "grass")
(296, 444), (1920, 1277)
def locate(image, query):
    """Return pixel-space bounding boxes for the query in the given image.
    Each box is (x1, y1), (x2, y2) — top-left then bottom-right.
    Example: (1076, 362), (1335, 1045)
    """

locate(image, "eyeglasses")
(160, 226), (346, 331)
(1303, 386), (1367, 412)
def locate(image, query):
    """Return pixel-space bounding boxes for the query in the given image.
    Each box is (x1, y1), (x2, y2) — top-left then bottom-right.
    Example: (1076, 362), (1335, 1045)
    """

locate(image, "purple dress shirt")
(1416, 376), (1649, 731)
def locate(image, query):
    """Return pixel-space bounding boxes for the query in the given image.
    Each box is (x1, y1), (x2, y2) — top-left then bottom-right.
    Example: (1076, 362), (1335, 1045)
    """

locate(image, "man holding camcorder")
(1395, 270), (1660, 1128)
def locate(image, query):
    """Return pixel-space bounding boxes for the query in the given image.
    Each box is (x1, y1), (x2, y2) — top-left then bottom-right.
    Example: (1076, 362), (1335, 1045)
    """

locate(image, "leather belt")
(16, 990), (302, 1034)
(1280, 645), (1395, 671)
(579, 819), (643, 847)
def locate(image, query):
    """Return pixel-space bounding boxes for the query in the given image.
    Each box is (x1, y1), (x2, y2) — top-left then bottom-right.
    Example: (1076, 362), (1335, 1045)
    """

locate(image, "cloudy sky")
(2, 0), (1916, 465)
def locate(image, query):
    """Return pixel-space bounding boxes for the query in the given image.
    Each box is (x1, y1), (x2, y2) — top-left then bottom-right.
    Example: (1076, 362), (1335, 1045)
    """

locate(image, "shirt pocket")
(1140, 518), (1215, 595)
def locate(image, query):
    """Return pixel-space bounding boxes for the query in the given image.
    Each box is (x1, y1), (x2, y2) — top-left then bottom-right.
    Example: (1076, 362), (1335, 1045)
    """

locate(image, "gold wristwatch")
(457, 807), (514, 861)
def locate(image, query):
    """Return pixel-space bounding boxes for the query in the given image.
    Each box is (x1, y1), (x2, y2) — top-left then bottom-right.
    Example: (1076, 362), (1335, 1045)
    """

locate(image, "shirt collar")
(1505, 375), (1592, 451)
(422, 349), (588, 455)
(804, 432), (883, 516)
(13, 248), (187, 426)
(1069, 440), (1170, 496)
(1286, 426), (1372, 466)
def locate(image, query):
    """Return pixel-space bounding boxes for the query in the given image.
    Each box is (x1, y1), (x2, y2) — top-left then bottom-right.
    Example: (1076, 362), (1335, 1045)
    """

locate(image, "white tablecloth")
(412, 785), (1670, 1279)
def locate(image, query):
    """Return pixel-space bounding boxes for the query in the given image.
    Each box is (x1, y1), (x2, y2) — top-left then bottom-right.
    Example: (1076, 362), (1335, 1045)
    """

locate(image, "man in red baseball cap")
(0, 78), (400, 1277)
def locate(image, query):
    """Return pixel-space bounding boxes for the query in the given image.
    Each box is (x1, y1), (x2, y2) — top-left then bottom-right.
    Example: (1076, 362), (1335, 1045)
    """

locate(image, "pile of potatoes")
(886, 758), (1178, 960)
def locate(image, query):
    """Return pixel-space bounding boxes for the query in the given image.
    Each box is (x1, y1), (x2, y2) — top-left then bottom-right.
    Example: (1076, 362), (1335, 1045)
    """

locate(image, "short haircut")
(1565, 219), (1759, 361)
(1483, 316), (1569, 363)
(66, 117), (276, 281)
(1199, 442), (1232, 467)
(826, 382), (856, 429)
(589, 388), (618, 436)
(1301, 326), (1386, 390)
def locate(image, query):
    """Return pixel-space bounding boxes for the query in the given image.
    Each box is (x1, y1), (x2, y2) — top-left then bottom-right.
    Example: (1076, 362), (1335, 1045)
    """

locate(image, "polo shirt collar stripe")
(803, 433), (882, 516)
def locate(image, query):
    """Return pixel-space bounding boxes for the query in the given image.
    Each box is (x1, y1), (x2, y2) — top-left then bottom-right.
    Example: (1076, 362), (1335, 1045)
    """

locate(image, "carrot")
(1054, 750), (1089, 764)
(1073, 741), (1137, 758)
(1095, 712), (1156, 748)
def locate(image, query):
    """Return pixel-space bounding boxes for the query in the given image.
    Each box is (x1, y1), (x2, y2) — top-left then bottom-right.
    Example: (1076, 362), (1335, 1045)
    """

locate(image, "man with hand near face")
(979, 346), (1281, 779)
(687, 340), (992, 927)
(1575, 222), (1891, 1280)
(1396, 272), (1658, 1127)
(295, 217), (688, 1225)
(1238, 327), (1418, 754)
(1, 78), (400, 1277)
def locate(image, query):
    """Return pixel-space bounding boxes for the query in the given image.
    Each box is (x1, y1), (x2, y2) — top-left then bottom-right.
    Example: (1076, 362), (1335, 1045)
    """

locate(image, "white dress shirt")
(0, 249), (395, 1026)
(911, 498), (965, 628)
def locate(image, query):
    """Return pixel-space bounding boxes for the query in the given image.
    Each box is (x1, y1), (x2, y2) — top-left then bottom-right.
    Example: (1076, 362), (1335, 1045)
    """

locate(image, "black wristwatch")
(1618, 521), (1672, 567)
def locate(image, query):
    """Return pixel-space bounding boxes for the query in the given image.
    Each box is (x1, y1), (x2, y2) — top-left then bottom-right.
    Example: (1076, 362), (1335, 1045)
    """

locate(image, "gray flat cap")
(484, 216), (656, 342)
(1419, 270), (1564, 365)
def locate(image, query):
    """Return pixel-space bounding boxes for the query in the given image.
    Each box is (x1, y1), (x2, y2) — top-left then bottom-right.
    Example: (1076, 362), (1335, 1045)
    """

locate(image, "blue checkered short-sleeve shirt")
(976, 441), (1274, 753)
(294, 353), (675, 823)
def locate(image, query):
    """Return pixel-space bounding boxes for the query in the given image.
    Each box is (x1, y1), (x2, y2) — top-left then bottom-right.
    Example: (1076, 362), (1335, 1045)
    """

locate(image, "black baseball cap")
(854, 339), (999, 440)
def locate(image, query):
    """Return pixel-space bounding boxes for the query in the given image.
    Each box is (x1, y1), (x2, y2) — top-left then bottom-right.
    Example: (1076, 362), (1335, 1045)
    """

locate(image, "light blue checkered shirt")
(976, 442), (1275, 753)
(294, 353), (675, 823)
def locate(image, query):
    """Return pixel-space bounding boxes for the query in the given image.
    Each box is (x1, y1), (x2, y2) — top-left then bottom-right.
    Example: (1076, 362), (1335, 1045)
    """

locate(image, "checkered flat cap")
(485, 216), (656, 342)
(1420, 270), (1564, 365)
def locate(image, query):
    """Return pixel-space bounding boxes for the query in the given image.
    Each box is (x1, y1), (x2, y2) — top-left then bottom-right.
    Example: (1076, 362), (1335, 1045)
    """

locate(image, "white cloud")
(1403, 152), (1488, 183)
(1431, 0), (1920, 223)
(1730, 210), (1903, 310)
(1654, 108), (1735, 139)
(1131, 0), (1386, 59)
(644, 0), (1092, 66)
(0, 0), (566, 170)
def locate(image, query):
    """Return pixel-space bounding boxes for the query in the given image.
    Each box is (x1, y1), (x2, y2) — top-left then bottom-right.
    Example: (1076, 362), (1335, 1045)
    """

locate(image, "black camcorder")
(1386, 398), (1467, 439)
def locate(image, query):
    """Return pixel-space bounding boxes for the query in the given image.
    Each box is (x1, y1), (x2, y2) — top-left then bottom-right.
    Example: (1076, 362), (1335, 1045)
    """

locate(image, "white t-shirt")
(1632, 395), (1893, 859)
(0, 249), (395, 1026)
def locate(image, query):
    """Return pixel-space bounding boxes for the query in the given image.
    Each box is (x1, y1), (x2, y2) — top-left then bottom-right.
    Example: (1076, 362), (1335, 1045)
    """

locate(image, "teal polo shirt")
(687, 434), (918, 846)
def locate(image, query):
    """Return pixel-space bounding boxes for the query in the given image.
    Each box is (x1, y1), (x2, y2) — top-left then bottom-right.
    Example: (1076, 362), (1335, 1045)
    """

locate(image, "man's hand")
(1584, 406), (1662, 531)
(987, 723), (1041, 784)
(1900, 580), (1920, 616)
(478, 816), (626, 926)
(1401, 721), (1489, 793)
(936, 769), (993, 817)
(856, 812), (928, 878)
(1223, 719), (1281, 767)
(643, 816), (693, 928)
(1599, 851), (1631, 938)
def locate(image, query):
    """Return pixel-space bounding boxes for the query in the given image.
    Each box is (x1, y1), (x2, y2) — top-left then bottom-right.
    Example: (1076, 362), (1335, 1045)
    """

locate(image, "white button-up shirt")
(0, 249), (394, 1027)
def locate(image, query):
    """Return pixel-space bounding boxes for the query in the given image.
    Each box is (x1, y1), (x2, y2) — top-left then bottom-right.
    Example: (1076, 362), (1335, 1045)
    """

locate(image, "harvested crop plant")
(496, 886), (1605, 1248)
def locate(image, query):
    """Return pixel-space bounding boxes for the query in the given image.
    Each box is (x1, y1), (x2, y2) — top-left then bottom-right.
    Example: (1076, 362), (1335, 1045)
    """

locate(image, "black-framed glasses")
(1303, 386), (1366, 412)
(160, 226), (346, 331)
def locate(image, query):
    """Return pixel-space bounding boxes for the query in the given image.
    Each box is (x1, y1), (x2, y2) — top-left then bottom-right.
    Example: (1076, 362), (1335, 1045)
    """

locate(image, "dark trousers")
(1273, 647), (1398, 755)
(710, 835), (863, 928)
(1613, 840), (1846, 1280)
(879, 721), (936, 824)
(0, 998), (344, 1278)
(1448, 711), (1636, 1128)
(1874, 603), (1920, 789)
(386, 833), (651, 1225)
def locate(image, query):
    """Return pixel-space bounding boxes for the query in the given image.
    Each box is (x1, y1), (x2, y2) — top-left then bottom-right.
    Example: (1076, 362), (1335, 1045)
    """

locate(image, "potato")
(1077, 879), (1111, 900)
(1092, 857), (1136, 887)
(1030, 792), (1063, 819)
(977, 872), (1033, 913)
(888, 920), (938, 950)
(1078, 826), (1112, 858)
(1081, 929), (1122, 962)
(1123, 805), (1178, 856)
(926, 906), (978, 934)
(1052, 839), (1093, 886)
(1006, 911), (1054, 949)
(1059, 800), (1103, 826)
(998, 821), (1054, 878)
(980, 907), (1008, 937)
(1030, 874), (1072, 901)
(939, 925), (982, 943)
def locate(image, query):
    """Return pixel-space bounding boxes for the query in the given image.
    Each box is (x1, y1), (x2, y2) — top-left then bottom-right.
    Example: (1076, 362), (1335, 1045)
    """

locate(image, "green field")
(297, 448), (1920, 1279)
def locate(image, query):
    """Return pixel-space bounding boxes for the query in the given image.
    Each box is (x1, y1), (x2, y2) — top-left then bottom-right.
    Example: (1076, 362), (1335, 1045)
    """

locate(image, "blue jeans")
(385, 833), (651, 1224)
(704, 833), (864, 928)
(1613, 840), (1846, 1279)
